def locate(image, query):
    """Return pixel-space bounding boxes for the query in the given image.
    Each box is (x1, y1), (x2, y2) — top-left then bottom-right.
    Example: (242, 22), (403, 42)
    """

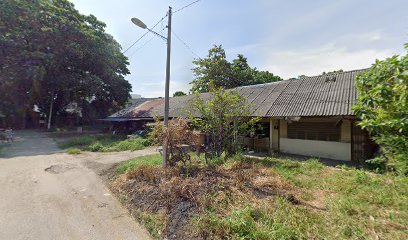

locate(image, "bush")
(60, 136), (94, 148)
(60, 134), (149, 152)
(354, 45), (408, 174)
(89, 142), (104, 152)
(188, 87), (259, 162)
(67, 148), (81, 154)
(105, 138), (148, 152)
(115, 154), (162, 175)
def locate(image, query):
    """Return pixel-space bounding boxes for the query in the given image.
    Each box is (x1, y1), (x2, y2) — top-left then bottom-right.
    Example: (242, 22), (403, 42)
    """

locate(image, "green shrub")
(59, 134), (149, 152)
(105, 138), (148, 152)
(60, 136), (94, 148)
(67, 148), (81, 154)
(304, 158), (324, 171)
(354, 44), (408, 174)
(89, 142), (104, 152)
(115, 154), (162, 175)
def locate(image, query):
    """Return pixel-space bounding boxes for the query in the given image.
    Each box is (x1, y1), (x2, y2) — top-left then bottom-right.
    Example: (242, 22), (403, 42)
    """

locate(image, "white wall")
(280, 138), (351, 161)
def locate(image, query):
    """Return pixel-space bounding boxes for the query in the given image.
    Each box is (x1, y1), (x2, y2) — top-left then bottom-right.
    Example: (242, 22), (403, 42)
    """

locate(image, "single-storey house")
(106, 69), (377, 162)
(102, 97), (161, 133)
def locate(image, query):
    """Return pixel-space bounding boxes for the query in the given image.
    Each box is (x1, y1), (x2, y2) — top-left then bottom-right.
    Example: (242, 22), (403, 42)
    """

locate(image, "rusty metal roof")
(108, 98), (162, 118)
(109, 69), (363, 119)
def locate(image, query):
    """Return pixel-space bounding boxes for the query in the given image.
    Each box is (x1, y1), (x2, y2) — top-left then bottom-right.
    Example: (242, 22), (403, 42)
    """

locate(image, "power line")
(127, 34), (156, 58)
(123, 31), (150, 54)
(128, 25), (167, 59)
(122, 13), (168, 54)
(171, 29), (201, 59)
(173, 0), (202, 14)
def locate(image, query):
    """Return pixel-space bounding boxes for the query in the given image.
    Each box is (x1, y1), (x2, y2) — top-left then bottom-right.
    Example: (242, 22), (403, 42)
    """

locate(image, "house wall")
(269, 117), (352, 161)
(280, 138), (351, 161)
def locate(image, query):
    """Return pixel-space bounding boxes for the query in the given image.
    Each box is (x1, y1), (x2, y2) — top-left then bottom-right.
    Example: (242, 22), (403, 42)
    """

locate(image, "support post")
(162, 6), (172, 168)
(47, 90), (54, 130)
(269, 118), (273, 154)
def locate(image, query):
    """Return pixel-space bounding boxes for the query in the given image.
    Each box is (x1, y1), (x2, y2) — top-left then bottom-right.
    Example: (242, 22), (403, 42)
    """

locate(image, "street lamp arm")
(131, 17), (167, 41)
(146, 27), (167, 41)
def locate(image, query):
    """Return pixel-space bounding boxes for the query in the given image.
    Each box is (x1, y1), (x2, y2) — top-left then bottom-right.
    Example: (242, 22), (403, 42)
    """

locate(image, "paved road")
(0, 130), (156, 240)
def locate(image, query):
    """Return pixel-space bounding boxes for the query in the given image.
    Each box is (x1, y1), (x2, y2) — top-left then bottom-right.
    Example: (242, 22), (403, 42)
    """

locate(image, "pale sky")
(70, 0), (407, 97)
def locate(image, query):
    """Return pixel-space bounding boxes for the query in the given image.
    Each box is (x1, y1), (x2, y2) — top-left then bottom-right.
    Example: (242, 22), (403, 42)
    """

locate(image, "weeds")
(67, 148), (81, 154)
(111, 155), (408, 240)
(115, 154), (162, 175)
(59, 135), (149, 152)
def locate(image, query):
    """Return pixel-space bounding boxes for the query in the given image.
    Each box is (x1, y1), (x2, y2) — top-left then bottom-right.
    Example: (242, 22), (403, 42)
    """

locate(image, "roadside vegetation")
(59, 135), (149, 152)
(1, 0), (131, 127)
(354, 43), (408, 174)
(111, 154), (408, 239)
(67, 148), (81, 155)
(109, 84), (408, 239)
(115, 154), (162, 175)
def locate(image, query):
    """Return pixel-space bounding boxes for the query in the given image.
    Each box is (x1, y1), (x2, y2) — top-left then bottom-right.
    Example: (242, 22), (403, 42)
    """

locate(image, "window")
(287, 122), (340, 142)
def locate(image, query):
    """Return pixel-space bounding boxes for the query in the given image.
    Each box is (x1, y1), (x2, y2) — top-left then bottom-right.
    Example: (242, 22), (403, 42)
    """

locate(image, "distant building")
(131, 94), (142, 99)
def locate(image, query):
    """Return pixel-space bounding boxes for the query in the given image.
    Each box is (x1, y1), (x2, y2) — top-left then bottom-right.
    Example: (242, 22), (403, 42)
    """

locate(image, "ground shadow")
(0, 130), (62, 158)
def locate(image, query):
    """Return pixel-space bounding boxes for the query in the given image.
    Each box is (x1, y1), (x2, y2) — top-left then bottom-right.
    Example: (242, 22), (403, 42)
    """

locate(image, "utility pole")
(162, 6), (172, 167)
(131, 6), (173, 168)
(47, 89), (54, 130)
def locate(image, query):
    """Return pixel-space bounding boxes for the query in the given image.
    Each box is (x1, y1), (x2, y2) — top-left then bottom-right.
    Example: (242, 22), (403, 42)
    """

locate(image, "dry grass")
(110, 156), (408, 240)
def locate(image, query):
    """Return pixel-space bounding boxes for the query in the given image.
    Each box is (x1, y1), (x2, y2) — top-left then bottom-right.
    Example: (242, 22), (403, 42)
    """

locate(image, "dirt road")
(0, 130), (156, 240)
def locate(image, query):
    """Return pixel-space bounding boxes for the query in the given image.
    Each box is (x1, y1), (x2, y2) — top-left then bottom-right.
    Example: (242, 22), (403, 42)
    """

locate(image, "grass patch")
(110, 155), (408, 240)
(67, 148), (81, 154)
(59, 134), (149, 152)
(115, 154), (162, 175)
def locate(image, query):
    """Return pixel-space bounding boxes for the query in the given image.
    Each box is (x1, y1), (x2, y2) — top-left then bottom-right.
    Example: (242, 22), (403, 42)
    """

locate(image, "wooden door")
(351, 123), (374, 163)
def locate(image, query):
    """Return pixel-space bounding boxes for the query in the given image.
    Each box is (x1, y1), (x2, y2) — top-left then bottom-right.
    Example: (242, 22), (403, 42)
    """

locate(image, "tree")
(353, 44), (408, 174)
(173, 91), (187, 97)
(188, 87), (259, 161)
(230, 54), (253, 87)
(191, 45), (231, 93)
(251, 70), (282, 85)
(0, 0), (131, 127)
(190, 45), (282, 93)
(322, 69), (344, 75)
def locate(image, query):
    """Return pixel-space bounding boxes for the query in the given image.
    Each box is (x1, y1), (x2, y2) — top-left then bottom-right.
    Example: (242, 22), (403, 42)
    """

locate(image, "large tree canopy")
(0, 0), (131, 126)
(190, 45), (282, 93)
(354, 44), (408, 174)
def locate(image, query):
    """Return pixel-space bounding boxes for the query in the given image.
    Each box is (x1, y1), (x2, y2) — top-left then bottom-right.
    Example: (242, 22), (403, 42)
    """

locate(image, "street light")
(131, 7), (172, 168)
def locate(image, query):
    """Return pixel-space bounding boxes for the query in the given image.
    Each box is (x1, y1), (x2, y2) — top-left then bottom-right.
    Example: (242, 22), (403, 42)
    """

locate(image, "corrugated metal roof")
(108, 98), (162, 118)
(109, 69), (364, 119)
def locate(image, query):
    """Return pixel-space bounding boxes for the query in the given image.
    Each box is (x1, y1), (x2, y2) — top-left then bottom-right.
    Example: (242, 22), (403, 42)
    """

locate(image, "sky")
(69, 0), (407, 98)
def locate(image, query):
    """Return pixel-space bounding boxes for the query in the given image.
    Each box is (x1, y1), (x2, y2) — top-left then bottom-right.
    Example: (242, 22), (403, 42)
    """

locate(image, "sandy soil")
(0, 130), (157, 240)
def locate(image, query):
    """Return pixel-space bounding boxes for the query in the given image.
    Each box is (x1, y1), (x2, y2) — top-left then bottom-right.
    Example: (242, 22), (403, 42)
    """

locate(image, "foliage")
(0, 0), (131, 125)
(353, 44), (408, 174)
(59, 134), (148, 152)
(149, 117), (199, 166)
(322, 69), (344, 75)
(67, 148), (81, 154)
(190, 45), (281, 93)
(102, 138), (148, 152)
(188, 87), (259, 160)
(112, 154), (408, 239)
(173, 91), (187, 97)
(115, 154), (162, 175)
